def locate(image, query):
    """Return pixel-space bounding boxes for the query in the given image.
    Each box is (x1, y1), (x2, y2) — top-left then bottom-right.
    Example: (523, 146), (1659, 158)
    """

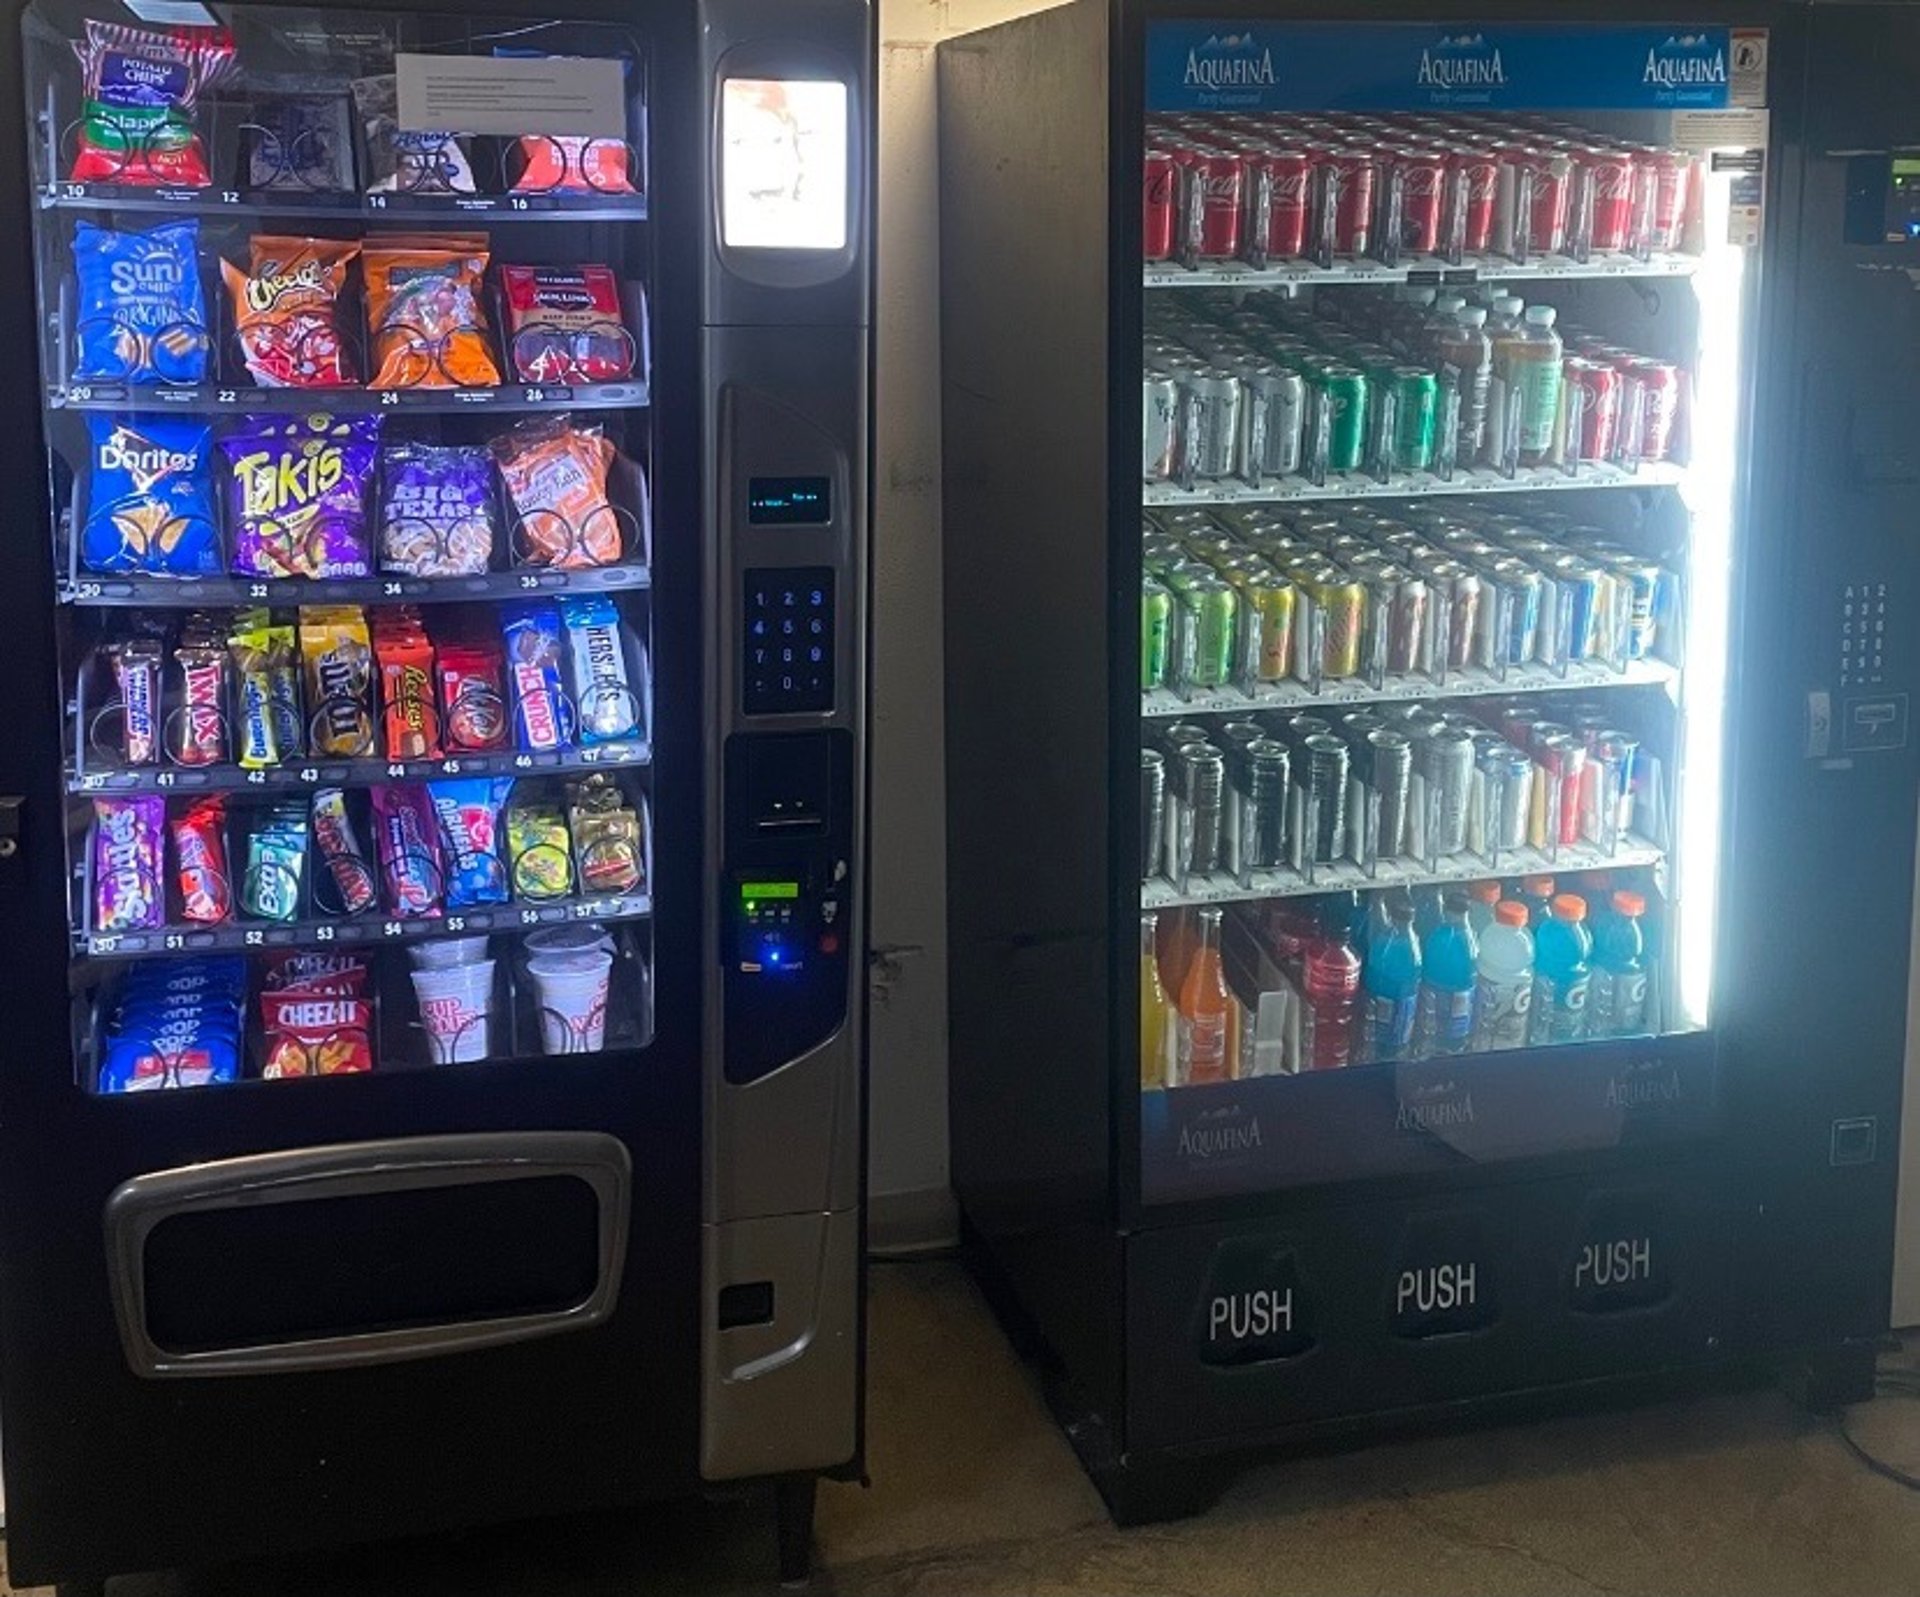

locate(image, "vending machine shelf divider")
(1142, 654), (1679, 717)
(1144, 458), (1687, 508)
(40, 184), (651, 224)
(1144, 249), (1701, 292)
(60, 563), (652, 609)
(48, 379), (651, 416)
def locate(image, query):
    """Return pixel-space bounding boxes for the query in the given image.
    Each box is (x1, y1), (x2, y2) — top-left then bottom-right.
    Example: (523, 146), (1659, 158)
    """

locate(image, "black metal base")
(775, 1475), (817, 1586)
(56, 1582), (108, 1597)
(1787, 1338), (1880, 1413)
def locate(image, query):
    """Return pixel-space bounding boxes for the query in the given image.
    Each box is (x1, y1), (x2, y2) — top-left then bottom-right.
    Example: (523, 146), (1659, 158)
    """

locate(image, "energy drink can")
(1488, 558), (1543, 664)
(1603, 554), (1662, 659)
(1367, 728), (1414, 860)
(1176, 742), (1227, 875)
(1425, 727), (1476, 856)
(1141, 748), (1166, 879)
(1141, 576), (1174, 689)
(1303, 733), (1349, 864)
(1238, 738), (1291, 869)
(1551, 555), (1604, 660)
(1230, 568), (1296, 682)
(1317, 364), (1369, 472)
(1481, 744), (1533, 850)
(1174, 574), (1239, 688)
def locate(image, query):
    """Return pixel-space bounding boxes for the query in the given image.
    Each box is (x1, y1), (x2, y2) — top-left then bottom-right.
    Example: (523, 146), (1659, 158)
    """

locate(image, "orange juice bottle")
(1178, 906), (1235, 1085)
(1140, 912), (1173, 1090)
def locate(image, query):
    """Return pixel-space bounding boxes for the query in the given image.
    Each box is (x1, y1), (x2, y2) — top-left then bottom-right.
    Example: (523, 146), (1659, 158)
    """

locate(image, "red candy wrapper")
(171, 794), (231, 924)
(500, 264), (635, 385)
(372, 782), (444, 917)
(311, 787), (378, 916)
(437, 636), (511, 753)
(374, 609), (441, 759)
(511, 134), (636, 196)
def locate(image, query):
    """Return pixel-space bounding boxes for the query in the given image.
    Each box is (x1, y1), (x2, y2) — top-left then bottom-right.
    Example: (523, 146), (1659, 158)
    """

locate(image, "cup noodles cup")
(412, 958), (495, 1064)
(529, 951), (612, 1054)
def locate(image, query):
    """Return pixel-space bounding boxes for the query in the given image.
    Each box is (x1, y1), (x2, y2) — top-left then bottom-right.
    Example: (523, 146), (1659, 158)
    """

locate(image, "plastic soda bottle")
(1474, 900), (1535, 1051)
(1417, 890), (1479, 1056)
(1528, 893), (1593, 1046)
(1178, 906), (1234, 1084)
(1511, 304), (1565, 467)
(1591, 890), (1650, 1037)
(1363, 896), (1422, 1063)
(1302, 904), (1363, 1070)
(1140, 912), (1175, 1089)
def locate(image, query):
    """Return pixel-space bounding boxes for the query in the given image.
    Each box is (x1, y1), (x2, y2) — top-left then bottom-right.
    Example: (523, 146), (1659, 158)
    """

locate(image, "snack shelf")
(59, 562), (650, 608)
(69, 736), (651, 797)
(1143, 249), (1700, 291)
(48, 378), (650, 415)
(41, 182), (650, 223)
(1144, 458), (1687, 508)
(1142, 654), (1679, 718)
(1141, 833), (1665, 910)
(74, 889), (652, 960)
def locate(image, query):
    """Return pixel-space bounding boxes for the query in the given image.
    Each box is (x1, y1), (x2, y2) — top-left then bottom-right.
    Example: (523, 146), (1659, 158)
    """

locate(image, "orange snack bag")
(493, 417), (623, 569)
(361, 233), (501, 389)
(221, 236), (359, 388)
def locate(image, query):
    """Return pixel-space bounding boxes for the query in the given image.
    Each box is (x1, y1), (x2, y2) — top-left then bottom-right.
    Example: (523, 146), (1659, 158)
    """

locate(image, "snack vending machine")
(943, 0), (1917, 1522)
(0, 0), (869, 1586)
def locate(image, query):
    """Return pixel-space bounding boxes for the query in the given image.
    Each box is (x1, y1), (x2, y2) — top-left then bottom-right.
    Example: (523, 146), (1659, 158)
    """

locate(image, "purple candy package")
(93, 794), (166, 932)
(371, 782), (444, 918)
(378, 442), (497, 577)
(222, 412), (379, 579)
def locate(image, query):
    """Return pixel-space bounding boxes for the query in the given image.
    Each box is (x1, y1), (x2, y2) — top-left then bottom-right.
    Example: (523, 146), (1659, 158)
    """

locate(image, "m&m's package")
(494, 417), (622, 569)
(378, 442), (497, 577)
(428, 777), (513, 908)
(353, 73), (475, 195)
(69, 19), (235, 187)
(223, 413), (379, 579)
(97, 957), (246, 1093)
(93, 794), (166, 933)
(222, 237), (359, 388)
(373, 782), (444, 918)
(300, 606), (376, 757)
(74, 219), (209, 384)
(362, 235), (501, 389)
(80, 415), (219, 576)
(500, 265), (635, 384)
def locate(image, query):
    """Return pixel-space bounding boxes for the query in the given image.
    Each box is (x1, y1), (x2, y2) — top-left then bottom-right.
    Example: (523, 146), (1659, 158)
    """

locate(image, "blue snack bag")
(501, 601), (574, 751)
(80, 414), (219, 575)
(73, 218), (210, 384)
(427, 777), (513, 908)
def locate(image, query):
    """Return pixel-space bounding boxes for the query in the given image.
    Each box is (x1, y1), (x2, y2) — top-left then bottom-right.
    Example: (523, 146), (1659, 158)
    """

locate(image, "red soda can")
(1640, 148), (1691, 251)
(1577, 147), (1637, 252)
(1388, 145), (1447, 254)
(1621, 357), (1681, 460)
(1528, 149), (1573, 254)
(1244, 146), (1312, 260)
(1195, 149), (1246, 260)
(1143, 148), (1177, 261)
(1563, 356), (1622, 462)
(1326, 147), (1375, 255)
(1447, 145), (1499, 253)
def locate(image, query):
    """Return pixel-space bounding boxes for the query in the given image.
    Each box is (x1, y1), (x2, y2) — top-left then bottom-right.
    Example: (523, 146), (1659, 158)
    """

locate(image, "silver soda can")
(1425, 727), (1476, 856)
(1426, 558), (1485, 669)
(1242, 362), (1306, 477)
(1488, 557), (1544, 664)
(1240, 737), (1291, 868)
(1143, 370), (1182, 481)
(1141, 748), (1166, 880)
(1480, 744), (1534, 850)
(1183, 368), (1245, 479)
(1304, 733), (1350, 864)
(1177, 741), (1227, 874)
(1367, 728), (1414, 861)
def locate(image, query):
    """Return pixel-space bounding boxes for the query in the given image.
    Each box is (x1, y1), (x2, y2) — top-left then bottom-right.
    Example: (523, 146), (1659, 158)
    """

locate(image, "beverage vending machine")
(942, 0), (1917, 1521)
(0, 0), (869, 1586)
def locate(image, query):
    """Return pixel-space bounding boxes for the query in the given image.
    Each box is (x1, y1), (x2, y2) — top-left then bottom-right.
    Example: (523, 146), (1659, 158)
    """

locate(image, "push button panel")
(743, 567), (835, 716)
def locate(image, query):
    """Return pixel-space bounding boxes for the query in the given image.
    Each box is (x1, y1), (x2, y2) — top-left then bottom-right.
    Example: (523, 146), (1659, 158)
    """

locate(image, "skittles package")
(73, 219), (210, 384)
(362, 235), (501, 389)
(494, 417), (622, 569)
(223, 413), (379, 579)
(70, 19), (235, 188)
(222, 237), (359, 388)
(378, 442), (497, 577)
(80, 415), (219, 577)
(93, 794), (166, 933)
(428, 777), (512, 908)
(500, 265), (635, 384)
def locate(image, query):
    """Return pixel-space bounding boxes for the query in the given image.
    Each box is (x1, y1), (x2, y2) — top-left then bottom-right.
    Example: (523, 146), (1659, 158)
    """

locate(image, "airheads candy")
(74, 219), (209, 384)
(223, 413), (379, 579)
(428, 777), (512, 908)
(70, 20), (235, 188)
(81, 414), (219, 576)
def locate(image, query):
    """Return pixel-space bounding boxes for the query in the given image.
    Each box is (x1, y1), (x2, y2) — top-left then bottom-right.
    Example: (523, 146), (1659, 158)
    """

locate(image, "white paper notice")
(394, 53), (626, 139)
(1670, 108), (1770, 152)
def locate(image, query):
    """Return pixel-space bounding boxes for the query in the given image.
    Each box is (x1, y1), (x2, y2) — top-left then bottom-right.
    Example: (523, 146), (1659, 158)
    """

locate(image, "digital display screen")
(748, 476), (832, 525)
(721, 78), (849, 251)
(741, 881), (801, 901)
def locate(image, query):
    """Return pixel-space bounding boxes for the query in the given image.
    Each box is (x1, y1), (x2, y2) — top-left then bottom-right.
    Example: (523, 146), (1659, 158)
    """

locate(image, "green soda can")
(1391, 366), (1440, 474)
(1141, 575), (1174, 690)
(1175, 575), (1239, 689)
(1318, 363), (1368, 473)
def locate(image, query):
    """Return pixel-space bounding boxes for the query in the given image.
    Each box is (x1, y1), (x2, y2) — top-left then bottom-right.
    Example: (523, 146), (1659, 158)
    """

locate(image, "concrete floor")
(7, 1260), (1920, 1595)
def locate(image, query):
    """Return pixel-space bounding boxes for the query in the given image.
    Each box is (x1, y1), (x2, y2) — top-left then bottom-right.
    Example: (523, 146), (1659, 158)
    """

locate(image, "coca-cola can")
(1621, 357), (1681, 460)
(1388, 145), (1447, 255)
(1245, 146), (1312, 260)
(1563, 356), (1622, 462)
(1528, 149), (1573, 254)
(1143, 148), (1178, 261)
(1447, 145), (1500, 253)
(1195, 150), (1246, 260)
(1577, 147), (1637, 253)
(1326, 147), (1375, 255)
(1643, 147), (1689, 253)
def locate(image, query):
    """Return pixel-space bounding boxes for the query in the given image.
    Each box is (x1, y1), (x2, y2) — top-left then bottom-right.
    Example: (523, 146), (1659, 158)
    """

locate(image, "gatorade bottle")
(1302, 905), (1363, 1070)
(1417, 890), (1479, 1057)
(1466, 879), (1502, 935)
(1411, 884), (1445, 945)
(1591, 889), (1651, 1037)
(1474, 900), (1536, 1052)
(1363, 896), (1422, 1063)
(1140, 911), (1174, 1090)
(1518, 874), (1557, 927)
(1178, 906), (1235, 1084)
(1529, 893), (1593, 1046)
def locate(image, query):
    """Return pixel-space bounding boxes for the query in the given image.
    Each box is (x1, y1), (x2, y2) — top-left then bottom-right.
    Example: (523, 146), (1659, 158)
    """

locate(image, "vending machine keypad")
(743, 567), (836, 715)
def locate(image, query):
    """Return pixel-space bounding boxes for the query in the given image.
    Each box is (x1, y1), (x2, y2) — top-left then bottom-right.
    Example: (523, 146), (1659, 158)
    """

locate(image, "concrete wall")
(866, 0), (1065, 1249)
